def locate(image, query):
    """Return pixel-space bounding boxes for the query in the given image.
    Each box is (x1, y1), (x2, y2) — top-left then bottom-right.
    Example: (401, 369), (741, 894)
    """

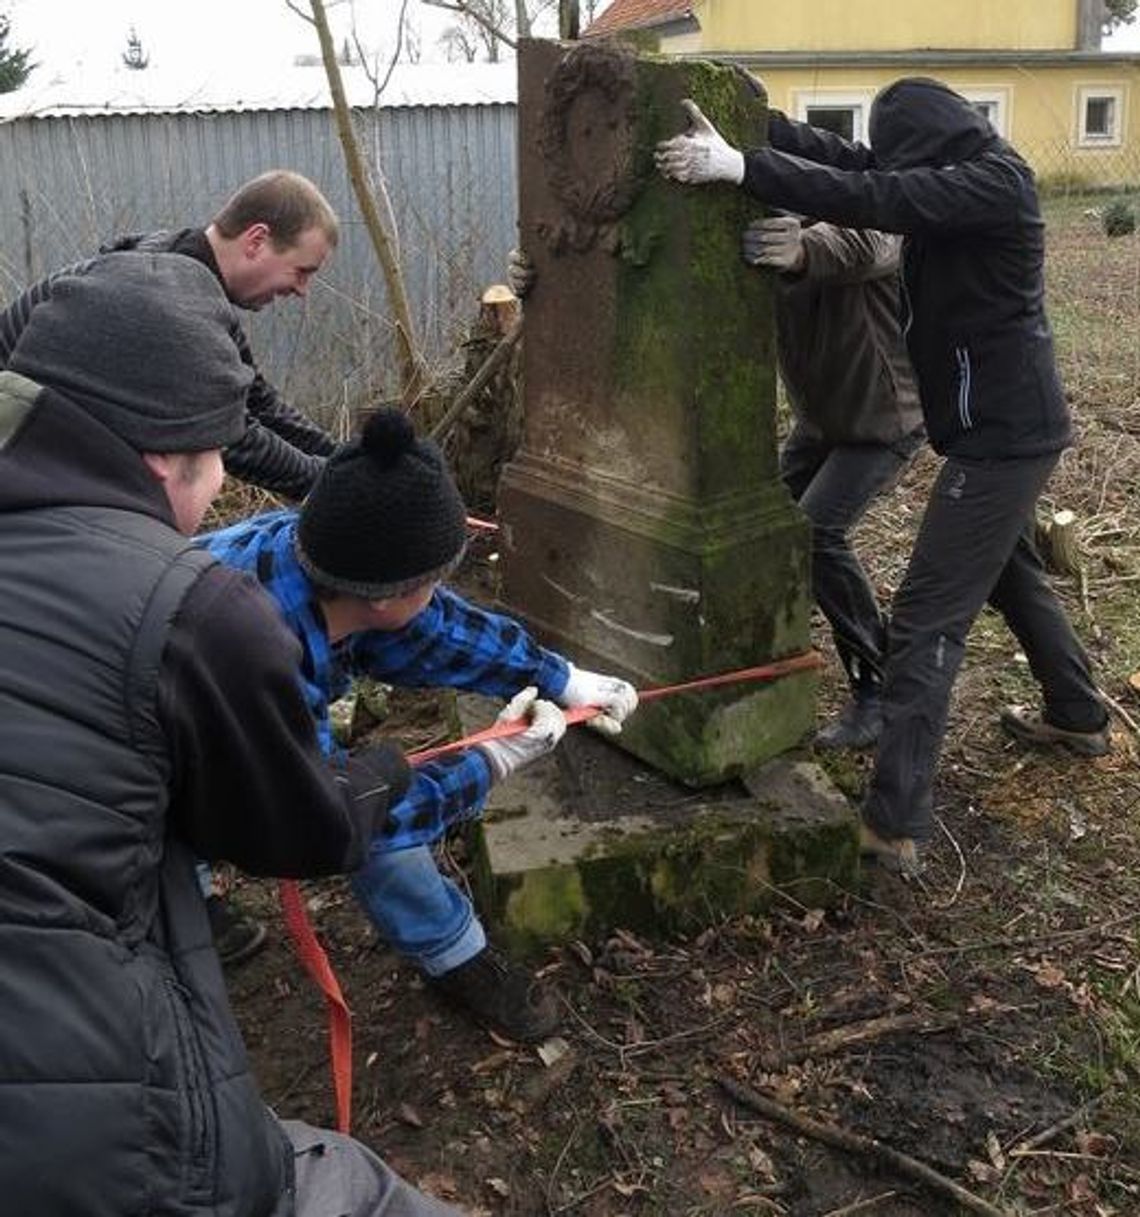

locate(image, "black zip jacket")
(0, 369), (404, 1213)
(0, 228), (337, 499)
(747, 79), (1071, 460)
(0, 370), (403, 872)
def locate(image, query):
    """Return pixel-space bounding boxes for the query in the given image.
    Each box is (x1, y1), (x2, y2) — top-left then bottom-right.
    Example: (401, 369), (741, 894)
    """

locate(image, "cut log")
(1044, 508), (1081, 578)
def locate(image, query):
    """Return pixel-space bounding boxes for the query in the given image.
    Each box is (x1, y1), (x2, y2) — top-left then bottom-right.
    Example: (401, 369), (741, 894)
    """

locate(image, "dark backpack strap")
(125, 544), (218, 754)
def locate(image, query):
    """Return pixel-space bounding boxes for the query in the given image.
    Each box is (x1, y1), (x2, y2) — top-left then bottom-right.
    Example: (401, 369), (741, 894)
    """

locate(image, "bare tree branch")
(422, 0), (518, 52)
(350, 0), (409, 104)
(284, 0), (315, 25)
(306, 0), (427, 404)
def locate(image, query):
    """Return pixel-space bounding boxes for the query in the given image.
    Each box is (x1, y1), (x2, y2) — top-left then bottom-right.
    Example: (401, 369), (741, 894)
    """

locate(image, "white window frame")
(790, 88), (876, 143)
(1076, 84), (1126, 148)
(958, 86), (1011, 138)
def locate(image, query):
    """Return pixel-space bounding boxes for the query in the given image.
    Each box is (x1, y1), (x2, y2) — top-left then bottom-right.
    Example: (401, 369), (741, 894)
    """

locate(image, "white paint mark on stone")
(590, 609), (674, 647)
(649, 581), (700, 604)
(542, 575), (583, 603)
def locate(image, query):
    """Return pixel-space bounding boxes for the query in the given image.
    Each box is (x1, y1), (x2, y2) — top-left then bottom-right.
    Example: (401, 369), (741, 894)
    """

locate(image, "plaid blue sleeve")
(371, 749), (494, 851)
(349, 586), (570, 701)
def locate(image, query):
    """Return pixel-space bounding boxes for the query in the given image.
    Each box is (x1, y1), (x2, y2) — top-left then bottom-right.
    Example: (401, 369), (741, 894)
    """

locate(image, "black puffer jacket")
(746, 78), (1071, 460)
(0, 371), (396, 1214)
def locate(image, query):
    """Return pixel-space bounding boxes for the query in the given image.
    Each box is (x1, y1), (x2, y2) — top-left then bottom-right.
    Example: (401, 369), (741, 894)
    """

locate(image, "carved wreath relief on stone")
(536, 44), (649, 256)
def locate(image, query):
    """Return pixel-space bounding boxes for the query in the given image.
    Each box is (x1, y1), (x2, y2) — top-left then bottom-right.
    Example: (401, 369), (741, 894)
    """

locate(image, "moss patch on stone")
(473, 781), (858, 957)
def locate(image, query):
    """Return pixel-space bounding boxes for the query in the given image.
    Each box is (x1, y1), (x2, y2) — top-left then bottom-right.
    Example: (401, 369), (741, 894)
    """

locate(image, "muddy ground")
(222, 199), (1140, 1216)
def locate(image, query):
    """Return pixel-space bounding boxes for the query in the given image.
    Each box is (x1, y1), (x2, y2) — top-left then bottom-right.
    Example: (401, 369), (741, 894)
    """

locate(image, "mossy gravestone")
(499, 39), (815, 785)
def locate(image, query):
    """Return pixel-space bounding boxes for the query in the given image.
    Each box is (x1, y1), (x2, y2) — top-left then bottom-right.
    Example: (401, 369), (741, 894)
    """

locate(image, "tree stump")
(1041, 508), (1081, 578)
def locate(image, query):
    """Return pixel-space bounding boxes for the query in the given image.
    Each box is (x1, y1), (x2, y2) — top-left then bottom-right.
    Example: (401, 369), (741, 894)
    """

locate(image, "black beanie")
(297, 408), (468, 599)
(8, 252), (251, 452)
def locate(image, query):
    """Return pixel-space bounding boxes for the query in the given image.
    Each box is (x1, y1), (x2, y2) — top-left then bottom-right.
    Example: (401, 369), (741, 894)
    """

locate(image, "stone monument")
(498, 38), (816, 785)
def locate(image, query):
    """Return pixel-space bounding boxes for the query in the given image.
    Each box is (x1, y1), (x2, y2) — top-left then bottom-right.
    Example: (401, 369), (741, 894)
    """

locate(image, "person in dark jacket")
(0, 169), (340, 502)
(0, 251), (458, 1216)
(744, 213), (924, 748)
(657, 76), (1108, 874)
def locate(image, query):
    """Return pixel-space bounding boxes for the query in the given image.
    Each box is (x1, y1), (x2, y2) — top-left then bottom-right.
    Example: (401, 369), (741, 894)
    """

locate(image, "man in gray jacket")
(0, 251), (457, 1216)
(744, 213), (923, 748)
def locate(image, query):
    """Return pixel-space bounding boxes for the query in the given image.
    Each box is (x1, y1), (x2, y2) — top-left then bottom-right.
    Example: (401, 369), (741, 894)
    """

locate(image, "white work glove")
(506, 247), (536, 300)
(477, 687), (567, 782)
(742, 215), (806, 274)
(559, 664), (639, 737)
(655, 99), (745, 186)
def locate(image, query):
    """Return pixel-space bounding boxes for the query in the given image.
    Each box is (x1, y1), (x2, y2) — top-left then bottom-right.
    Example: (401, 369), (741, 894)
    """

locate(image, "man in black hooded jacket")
(656, 76), (1108, 874)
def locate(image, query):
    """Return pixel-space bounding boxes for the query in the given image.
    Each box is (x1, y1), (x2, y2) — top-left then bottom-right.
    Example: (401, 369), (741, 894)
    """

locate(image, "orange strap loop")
(279, 648), (821, 1132)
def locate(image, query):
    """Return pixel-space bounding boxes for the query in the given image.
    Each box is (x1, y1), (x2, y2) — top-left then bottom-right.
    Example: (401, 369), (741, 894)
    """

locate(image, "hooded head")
(8, 252), (251, 452)
(869, 77), (999, 170)
(297, 407), (468, 601)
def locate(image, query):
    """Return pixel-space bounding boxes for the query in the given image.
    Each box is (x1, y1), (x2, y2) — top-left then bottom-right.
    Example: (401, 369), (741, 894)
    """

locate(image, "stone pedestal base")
(498, 455), (816, 785)
(460, 696), (858, 956)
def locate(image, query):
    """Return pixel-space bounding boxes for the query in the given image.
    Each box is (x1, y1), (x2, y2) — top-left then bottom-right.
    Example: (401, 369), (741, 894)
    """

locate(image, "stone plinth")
(499, 40), (815, 785)
(460, 697), (858, 955)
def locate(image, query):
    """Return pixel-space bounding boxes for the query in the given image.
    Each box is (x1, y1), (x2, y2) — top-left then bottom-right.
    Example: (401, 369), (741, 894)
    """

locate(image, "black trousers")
(781, 424), (923, 696)
(862, 452), (1105, 842)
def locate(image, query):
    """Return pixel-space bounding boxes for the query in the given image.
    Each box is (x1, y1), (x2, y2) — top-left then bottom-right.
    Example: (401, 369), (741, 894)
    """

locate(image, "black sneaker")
(430, 945), (560, 1043)
(1000, 707), (1110, 757)
(815, 695), (882, 750)
(206, 894), (269, 967)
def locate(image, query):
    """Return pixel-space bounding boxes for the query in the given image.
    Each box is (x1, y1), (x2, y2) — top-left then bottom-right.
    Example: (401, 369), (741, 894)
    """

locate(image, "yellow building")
(586, 0), (1140, 188)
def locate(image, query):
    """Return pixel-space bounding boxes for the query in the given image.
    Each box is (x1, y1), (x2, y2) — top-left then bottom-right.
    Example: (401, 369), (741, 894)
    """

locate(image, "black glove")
(345, 739), (412, 836)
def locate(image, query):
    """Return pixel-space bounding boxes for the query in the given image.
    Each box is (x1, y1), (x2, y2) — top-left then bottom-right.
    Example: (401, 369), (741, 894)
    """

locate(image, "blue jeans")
(350, 843), (486, 977)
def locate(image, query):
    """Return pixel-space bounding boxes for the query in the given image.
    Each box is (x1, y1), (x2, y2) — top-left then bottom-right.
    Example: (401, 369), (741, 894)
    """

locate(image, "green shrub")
(1102, 198), (1137, 237)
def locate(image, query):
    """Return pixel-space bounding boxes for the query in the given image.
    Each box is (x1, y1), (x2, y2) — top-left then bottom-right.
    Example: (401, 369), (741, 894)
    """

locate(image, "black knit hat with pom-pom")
(296, 407), (468, 599)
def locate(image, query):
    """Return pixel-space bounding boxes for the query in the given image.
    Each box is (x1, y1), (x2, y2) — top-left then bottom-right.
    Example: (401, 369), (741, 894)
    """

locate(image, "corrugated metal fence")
(0, 104), (518, 424)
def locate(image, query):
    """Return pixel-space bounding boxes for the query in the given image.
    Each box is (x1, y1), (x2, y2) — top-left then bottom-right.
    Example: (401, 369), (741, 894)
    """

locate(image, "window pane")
(970, 101), (996, 122)
(805, 106), (856, 141)
(1085, 96), (1115, 137)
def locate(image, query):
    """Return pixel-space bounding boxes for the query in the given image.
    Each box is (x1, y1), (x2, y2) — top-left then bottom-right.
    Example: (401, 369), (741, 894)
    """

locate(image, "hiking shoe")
(999, 707), (1110, 757)
(816, 696), (882, 751)
(858, 820), (924, 879)
(207, 894), (269, 966)
(430, 945), (560, 1043)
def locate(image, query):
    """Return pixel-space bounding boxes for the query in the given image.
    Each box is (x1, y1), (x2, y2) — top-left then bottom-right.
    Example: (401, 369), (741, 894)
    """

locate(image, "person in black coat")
(657, 76), (1108, 875)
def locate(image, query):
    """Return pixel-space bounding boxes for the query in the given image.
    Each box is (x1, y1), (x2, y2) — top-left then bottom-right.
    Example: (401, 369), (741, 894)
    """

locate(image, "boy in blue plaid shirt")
(201, 408), (637, 1041)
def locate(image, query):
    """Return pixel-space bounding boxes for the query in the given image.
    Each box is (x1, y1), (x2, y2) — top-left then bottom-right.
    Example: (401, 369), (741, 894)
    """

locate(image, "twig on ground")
(905, 911), (1137, 960)
(821, 1192), (898, 1217)
(1012, 1093), (1107, 1154)
(933, 813), (967, 908)
(1097, 684), (1140, 735)
(757, 1011), (957, 1073)
(717, 1077), (1014, 1217)
(544, 1114), (586, 1214)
